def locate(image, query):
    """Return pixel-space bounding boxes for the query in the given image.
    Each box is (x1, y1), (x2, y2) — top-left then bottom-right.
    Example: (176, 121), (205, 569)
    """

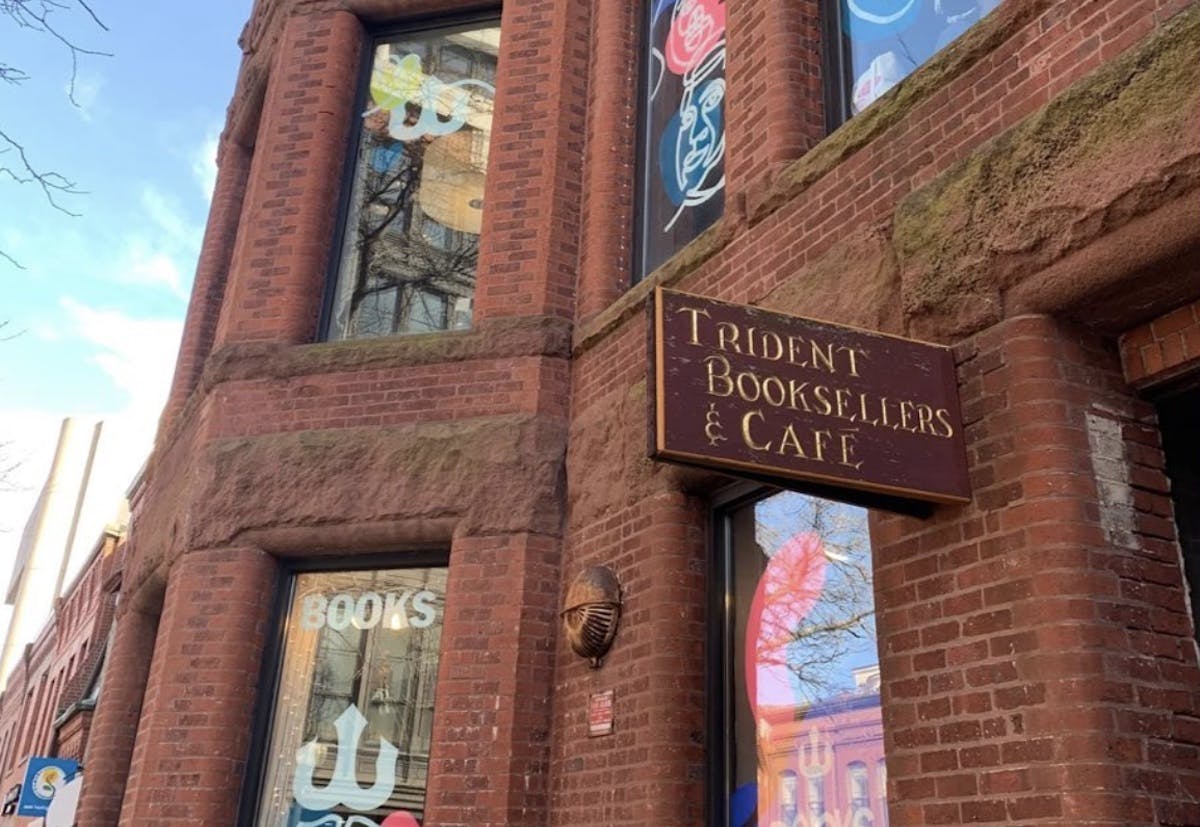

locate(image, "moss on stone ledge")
(895, 5), (1200, 329)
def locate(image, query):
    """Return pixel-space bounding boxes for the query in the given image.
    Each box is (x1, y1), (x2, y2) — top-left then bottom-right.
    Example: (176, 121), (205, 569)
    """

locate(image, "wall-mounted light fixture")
(561, 565), (622, 668)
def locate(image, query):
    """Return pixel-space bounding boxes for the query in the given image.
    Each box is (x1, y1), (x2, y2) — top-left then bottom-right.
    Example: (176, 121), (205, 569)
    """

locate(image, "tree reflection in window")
(326, 24), (499, 341)
(722, 491), (887, 827)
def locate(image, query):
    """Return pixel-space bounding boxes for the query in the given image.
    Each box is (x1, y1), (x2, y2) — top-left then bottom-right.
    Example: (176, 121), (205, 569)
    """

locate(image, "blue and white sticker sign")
(18, 757), (79, 817)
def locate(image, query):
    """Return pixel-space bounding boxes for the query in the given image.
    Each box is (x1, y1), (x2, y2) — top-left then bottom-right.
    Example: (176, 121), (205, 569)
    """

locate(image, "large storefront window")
(325, 22), (500, 341)
(252, 567), (447, 827)
(636, 0), (727, 281)
(718, 491), (886, 827)
(828, 0), (1001, 121)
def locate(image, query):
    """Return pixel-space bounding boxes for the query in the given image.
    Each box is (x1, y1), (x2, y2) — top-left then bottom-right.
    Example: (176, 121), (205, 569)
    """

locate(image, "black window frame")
(317, 10), (502, 343)
(708, 482), (769, 827)
(820, 0), (855, 132)
(235, 548), (449, 827)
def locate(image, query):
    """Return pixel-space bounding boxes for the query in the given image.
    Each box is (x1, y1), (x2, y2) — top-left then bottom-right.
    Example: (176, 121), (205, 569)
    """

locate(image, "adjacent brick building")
(76, 0), (1200, 825)
(0, 527), (123, 826)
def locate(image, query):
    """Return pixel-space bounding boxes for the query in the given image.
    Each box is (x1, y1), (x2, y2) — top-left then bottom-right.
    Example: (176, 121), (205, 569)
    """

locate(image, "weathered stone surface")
(760, 224), (904, 334)
(896, 6), (1200, 338)
(750, 0), (1055, 225)
(190, 414), (567, 549)
(566, 374), (719, 531)
(119, 409), (567, 607)
(205, 314), (572, 382)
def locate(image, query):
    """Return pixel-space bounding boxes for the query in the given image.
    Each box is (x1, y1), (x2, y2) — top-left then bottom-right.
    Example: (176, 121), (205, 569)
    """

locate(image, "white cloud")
(141, 186), (203, 251)
(0, 300), (182, 651)
(115, 237), (186, 296)
(103, 186), (204, 299)
(192, 128), (220, 202)
(30, 323), (61, 342)
(66, 71), (105, 122)
(59, 297), (183, 419)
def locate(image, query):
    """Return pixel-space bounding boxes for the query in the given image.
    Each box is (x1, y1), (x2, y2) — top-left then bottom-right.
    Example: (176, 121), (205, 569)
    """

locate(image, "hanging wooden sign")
(649, 288), (970, 505)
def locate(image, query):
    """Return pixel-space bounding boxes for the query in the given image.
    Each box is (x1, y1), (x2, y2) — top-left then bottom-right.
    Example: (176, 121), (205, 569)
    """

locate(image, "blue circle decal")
(842, 0), (922, 41)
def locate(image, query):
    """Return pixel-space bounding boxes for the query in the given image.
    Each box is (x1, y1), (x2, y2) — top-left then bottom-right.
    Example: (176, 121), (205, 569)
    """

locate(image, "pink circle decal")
(381, 813), (420, 827)
(665, 0), (727, 75)
(743, 532), (827, 717)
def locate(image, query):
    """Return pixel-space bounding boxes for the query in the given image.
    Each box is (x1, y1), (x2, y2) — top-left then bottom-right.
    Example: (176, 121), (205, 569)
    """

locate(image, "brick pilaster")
(873, 315), (1200, 826)
(117, 549), (276, 826)
(75, 602), (161, 827)
(214, 10), (364, 346)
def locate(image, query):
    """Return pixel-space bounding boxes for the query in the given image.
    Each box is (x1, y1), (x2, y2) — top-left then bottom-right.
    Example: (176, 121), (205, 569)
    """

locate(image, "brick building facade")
(0, 528), (123, 825)
(75, 0), (1200, 825)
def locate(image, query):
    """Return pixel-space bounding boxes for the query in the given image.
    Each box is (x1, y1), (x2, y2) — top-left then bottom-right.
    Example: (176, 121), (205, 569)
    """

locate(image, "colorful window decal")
(326, 23), (500, 340)
(253, 568), (446, 827)
(637, 0), (727, 280)
(835, 0), (1002, 116)
(721, 491), (887, 827)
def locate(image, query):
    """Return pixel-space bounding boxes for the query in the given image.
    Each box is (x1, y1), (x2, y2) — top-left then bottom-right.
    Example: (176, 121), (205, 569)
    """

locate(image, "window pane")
(637, 0), (726, 280)
(327, 23), (499, 340)
(255, 567), (447, 827)
(724, 492), (885, 827)
(839, 0), (1002, 115)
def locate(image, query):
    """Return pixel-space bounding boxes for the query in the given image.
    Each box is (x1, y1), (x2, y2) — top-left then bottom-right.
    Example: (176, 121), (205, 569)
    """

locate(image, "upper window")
(716, 490), (885, 827)
(827, 0), (1001, 122)
(325, 22), (500, 341)
(250, 566), (447, 827)
(636, 0), (727, 281)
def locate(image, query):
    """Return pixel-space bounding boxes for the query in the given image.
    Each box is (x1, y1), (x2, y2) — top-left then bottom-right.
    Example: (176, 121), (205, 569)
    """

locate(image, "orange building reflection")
(757, 666), (887, 827)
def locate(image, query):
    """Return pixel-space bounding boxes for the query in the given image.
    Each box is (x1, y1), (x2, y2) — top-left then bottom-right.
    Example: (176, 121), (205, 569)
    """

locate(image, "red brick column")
(873, 315), (1200, 826)
(75, 601), (161, 826)
(549, 490), (708, 826)
(214, 10), (364, 346)
(471, 0), (591, 324)
(575, 0), (640, 322)
(725, 0), (824, 200)
(117, 549), (276, 825)
(164, 136), (252, 425)
(425, 532), (562, 827)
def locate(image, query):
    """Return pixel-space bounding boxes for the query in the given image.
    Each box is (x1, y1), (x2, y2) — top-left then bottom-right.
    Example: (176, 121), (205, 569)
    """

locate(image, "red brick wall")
(87, 0), (591, 825)
(549, 490), (708, 826)
(0, 536), (119, 790)
(164, 138), (253, 424)
(75, 600), (160, 826)
(84, 0), (1200, 825)
(872, 315), (1200, 826)
(116, 549), (276, 825)
(725, 0), (825, 197)
(575, 0), (639, 323)
(425, 532), (561, 826)
(1120, 299), (1200, 387)
(213, 10), (364, 347)
(473, 0), (590, 324)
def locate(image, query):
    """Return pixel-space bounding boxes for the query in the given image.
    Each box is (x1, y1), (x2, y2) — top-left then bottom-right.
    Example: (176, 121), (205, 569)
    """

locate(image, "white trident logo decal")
(293, 705), (399, 811)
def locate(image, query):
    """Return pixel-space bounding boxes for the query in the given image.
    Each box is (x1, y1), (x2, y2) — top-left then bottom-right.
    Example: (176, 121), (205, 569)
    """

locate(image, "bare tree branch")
(2, 0), (112, 103)
(0, 127), (85, 214)
(1, 0), (110, 267)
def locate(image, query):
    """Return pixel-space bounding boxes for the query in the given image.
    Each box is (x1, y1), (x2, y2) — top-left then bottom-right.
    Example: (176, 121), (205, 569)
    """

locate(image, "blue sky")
(1, 1), (252, 617)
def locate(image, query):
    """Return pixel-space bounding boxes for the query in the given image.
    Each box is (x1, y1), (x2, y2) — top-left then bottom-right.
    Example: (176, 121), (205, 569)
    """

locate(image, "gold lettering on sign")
(742, 410), (771, 451)
(683, 311), (871, 378)
(664, 290), (962, 492)
(704, 355), (734, 397)
(677, 305), (710, 345)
